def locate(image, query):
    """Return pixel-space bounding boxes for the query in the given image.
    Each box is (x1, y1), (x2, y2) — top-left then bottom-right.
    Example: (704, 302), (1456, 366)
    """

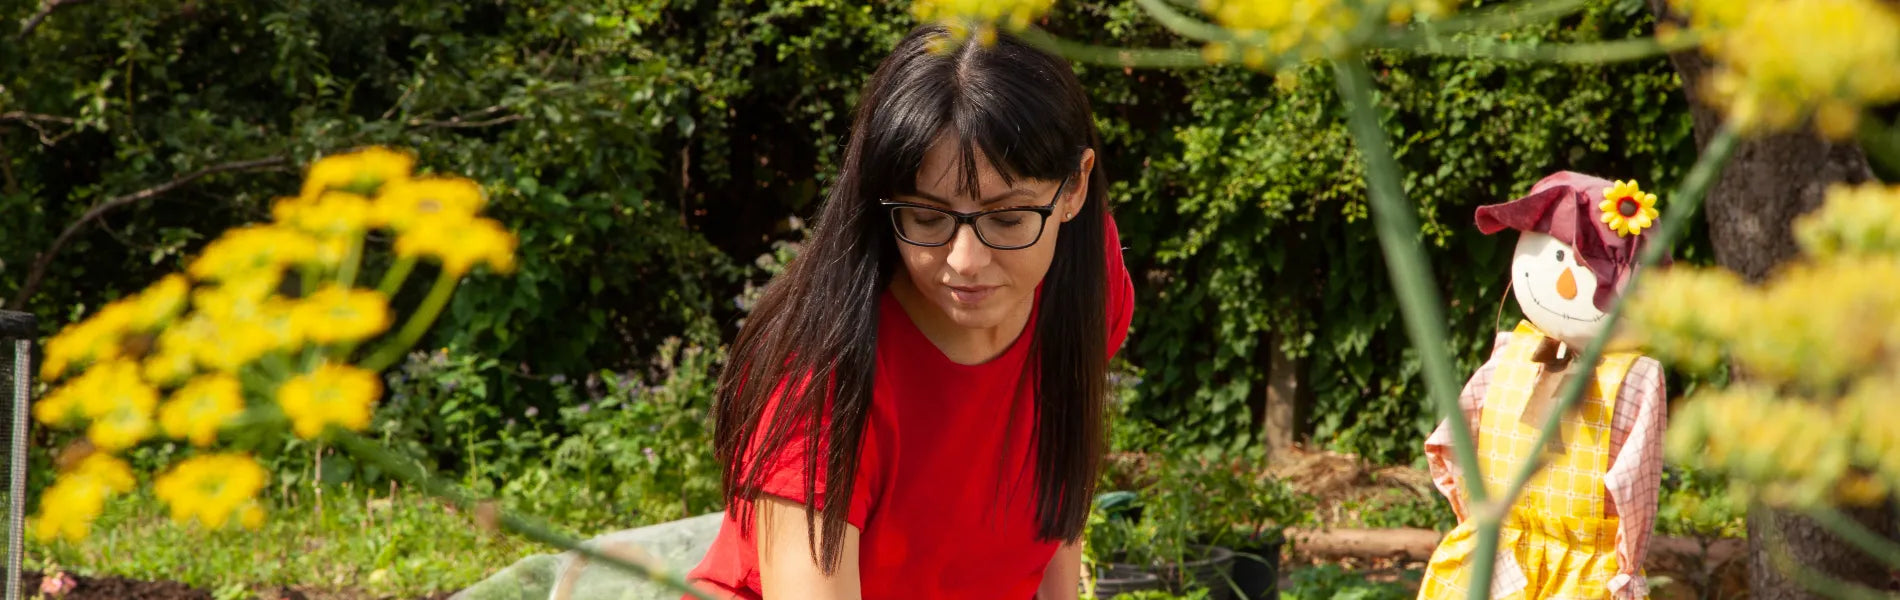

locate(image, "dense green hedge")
(1, 0), (1706, 470)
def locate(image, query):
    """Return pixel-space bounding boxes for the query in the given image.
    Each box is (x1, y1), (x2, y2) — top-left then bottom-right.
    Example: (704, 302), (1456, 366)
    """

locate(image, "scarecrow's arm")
(1605, 357), (1667, 600)
(1425, 331), (1512, 522)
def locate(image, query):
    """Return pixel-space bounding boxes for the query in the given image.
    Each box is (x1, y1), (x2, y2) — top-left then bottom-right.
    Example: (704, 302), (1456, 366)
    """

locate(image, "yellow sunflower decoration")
(1601, 179), (1660, 237)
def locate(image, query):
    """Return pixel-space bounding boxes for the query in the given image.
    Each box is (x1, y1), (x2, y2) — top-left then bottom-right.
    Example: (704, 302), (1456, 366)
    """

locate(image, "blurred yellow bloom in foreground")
(395, 216), (519, 276)
(1639, 182), (1900, 509)
(29, 453), (135, 543)
(912, 0), (1055, 33)
(1676, 0), (1900, 138)
(375, 176), (486, 231)
(153, 453), (268, 530)
(276, 363), (381, 439)
(294, 285), (392, 344)
(160, 374), (246, 447)
(300, 146), (414, 202)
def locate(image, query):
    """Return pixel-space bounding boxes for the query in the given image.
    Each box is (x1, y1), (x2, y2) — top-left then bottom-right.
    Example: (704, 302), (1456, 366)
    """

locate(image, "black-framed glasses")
(880, 175), (1070, 250)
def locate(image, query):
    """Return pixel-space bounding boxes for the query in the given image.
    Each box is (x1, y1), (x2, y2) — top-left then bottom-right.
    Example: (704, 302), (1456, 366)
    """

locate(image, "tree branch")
(17, 0), (95, 40)
(0, 111), (81, 145)
(405, 105), (524, 129)
(8, 156), (289, 309)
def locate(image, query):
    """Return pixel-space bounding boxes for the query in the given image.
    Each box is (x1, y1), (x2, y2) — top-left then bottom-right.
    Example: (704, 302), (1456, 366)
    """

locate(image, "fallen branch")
(17, 0), (95, 40)
(9, 156), (289, 309)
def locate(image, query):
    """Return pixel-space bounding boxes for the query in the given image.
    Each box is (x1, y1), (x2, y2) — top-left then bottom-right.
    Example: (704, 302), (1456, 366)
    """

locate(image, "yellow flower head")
(186, 276), (307, 372)
(152, 453), (268, 530)
(187, 225), (319, 283)
(1600, 179), (1660, 237)
(127, 275), (191, 332)
(273, 190), (375, 240)
(394, 216), (519, 276)
(373, 176), (487, 232)
(28, 453), (135, 543)
(47, 361), (160, 452)
(911, 0), (1055, 33)
(300, 147), (415, 202)
(293, 286), (392, 345)
(160, 374), (246, 447)
(276, 363), (381, 439)
(141, 325), (200, 387)
(40, 301), (137, 380)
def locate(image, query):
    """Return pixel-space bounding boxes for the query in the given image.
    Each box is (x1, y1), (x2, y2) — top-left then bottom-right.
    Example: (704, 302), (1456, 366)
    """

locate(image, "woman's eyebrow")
(908, 188), (1038, 206)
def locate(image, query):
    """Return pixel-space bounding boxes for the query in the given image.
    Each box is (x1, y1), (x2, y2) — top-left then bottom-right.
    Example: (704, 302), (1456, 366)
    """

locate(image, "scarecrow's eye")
(1554, 249), (1567, 263)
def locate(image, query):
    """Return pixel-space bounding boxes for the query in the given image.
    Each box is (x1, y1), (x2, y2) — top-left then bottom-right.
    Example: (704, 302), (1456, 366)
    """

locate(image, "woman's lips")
(947, 284), (996, 305)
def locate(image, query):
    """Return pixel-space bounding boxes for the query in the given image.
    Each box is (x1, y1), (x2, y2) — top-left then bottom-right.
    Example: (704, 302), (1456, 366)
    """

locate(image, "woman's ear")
(1064, 148), (1095, 222)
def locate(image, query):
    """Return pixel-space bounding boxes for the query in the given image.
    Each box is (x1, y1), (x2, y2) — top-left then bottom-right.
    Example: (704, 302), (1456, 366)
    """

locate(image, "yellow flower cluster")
(1201, 0), (1363, 66)
(1670, 0), (1900, 138)
(30, 453), (135, 542)
(1794, 183), (1900, 259)
(29, 146), (516, 541)
(1665, 385), (1888, 507)
(283, 147), (514, 276)
(912, 0), (1056, 35)
(153, 453), (268, 530)
(1634, 182), (1900, 509)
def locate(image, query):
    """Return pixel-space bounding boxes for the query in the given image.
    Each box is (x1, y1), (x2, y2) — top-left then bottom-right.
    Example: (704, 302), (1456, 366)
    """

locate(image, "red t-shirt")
(686, 214), (1135, 599)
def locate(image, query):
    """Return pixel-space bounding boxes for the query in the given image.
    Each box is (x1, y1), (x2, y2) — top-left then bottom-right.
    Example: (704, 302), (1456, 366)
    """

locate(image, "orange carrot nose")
(1557, 267), (1578, 300)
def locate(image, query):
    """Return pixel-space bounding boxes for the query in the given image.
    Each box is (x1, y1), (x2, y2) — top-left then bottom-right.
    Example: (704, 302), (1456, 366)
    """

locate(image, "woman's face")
(890, 134), (1092, 332)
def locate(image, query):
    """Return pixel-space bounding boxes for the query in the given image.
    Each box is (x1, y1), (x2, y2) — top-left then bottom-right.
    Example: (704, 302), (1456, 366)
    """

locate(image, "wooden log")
(1284, 526), (1747, 570)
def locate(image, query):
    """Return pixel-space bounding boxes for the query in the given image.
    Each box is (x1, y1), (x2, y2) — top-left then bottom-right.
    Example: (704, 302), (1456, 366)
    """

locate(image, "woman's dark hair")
(712, 24), (1111, 574)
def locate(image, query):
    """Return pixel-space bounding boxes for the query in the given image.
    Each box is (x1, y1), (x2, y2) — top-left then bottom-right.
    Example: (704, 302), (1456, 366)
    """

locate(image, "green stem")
(1018, 27), (1212, 69)
(1494, 126), (1738, 509)
(1331, 58), (1481, 501)
(1334, 56), (1495, 600)
(1379, 31), (1701, 63)
(1803, 505), (1900, 572)
(300, 264), (318, 298)
(1385, 0), (1589, 41)
(376, 256), (417, 299)
(337, 234), (366, 289)
(361, 269), (457, 372)
(1133, 0), (1233, 42)
(330, 432), (717, 600)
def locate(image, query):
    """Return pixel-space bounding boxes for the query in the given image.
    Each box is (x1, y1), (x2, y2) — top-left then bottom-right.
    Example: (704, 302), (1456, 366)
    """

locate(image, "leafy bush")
(1279, 565), (1416, 600)
(494, 337), (724, 533)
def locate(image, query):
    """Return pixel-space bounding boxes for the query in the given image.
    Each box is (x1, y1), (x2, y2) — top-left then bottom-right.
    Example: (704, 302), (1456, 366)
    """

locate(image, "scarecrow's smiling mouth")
(1522, 270), (1607, 323)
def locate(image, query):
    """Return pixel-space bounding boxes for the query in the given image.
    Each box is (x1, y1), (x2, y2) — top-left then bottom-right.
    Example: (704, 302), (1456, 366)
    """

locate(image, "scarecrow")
(1420, 171), (1669, 600)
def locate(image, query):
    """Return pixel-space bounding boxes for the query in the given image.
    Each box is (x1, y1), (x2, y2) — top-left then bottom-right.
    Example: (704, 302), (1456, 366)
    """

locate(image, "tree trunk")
(1258, 330), (1306, 451)
(1645, 2), (1897, 597)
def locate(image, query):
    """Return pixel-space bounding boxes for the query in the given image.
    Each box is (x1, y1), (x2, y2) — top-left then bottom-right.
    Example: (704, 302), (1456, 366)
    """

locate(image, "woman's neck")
(889, 271), (1035, 366)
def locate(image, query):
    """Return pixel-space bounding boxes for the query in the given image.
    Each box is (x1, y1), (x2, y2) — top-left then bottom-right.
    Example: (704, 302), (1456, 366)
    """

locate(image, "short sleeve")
(747, 378), (883, 529)
(1104, 211), (1135, 360)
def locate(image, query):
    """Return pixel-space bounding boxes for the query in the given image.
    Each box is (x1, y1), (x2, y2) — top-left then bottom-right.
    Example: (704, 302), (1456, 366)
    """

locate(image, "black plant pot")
(1230, 534), (1284, 600)
(1089, 564), (1165, 599)
(1154, 545), (1237, 600)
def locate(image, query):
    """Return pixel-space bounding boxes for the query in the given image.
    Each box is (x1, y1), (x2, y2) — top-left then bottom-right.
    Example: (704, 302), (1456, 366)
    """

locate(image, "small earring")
(1064, 212), (1073, 220)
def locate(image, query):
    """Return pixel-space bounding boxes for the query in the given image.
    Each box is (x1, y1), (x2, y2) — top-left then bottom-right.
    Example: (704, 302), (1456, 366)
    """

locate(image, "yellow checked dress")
(1419, 322), (1640, 600)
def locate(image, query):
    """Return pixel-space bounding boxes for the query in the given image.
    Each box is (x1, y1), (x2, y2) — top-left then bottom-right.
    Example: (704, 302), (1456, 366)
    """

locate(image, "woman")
(684, 24), (1136, 600)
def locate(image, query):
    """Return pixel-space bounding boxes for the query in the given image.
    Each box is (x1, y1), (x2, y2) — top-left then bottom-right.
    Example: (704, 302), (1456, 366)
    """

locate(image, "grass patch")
(28, 485), (543, 599)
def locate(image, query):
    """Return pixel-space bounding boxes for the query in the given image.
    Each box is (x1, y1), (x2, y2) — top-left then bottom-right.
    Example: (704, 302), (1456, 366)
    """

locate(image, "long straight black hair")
(712, 24), (1111, 574)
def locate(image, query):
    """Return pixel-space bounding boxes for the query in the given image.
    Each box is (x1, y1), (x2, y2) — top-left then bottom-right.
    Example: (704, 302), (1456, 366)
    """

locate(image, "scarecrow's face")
(1511, 231), (1608, 346)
